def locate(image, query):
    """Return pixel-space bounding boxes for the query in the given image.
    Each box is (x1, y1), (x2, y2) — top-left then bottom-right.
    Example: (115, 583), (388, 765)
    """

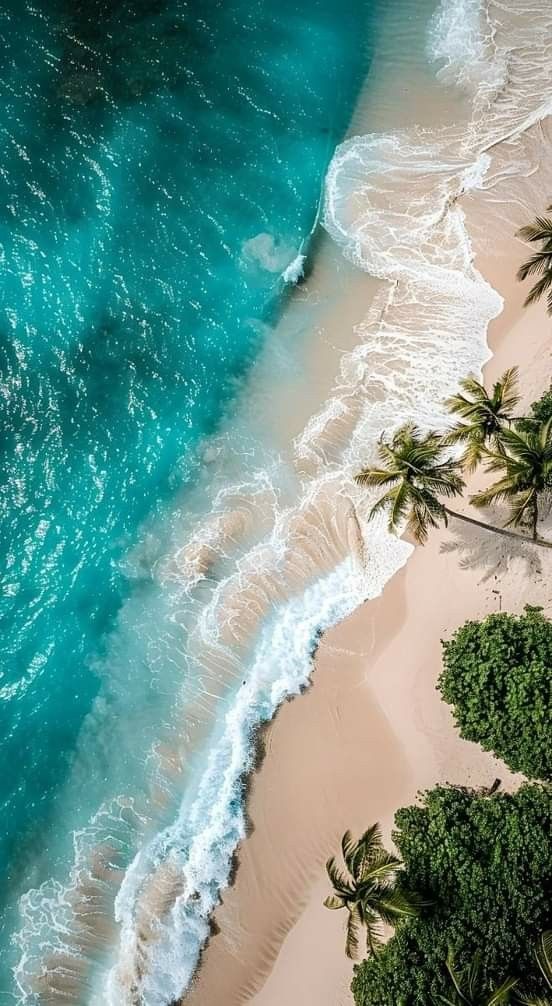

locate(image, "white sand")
(184, 159), (552, 1006)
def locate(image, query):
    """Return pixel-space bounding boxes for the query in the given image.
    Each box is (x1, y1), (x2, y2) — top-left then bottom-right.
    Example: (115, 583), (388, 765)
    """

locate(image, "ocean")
(2, 0), (552, 1003)
(1, 0), (371, 1001)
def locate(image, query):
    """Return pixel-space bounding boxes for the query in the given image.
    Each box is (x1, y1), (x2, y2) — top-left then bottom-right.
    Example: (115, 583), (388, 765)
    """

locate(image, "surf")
(9, 1), (552, 1004)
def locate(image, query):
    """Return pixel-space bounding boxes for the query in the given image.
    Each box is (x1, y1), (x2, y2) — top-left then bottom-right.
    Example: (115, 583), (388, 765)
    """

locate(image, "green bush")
(438, 606), (551, 780)
(519, 384), (552, 431)
(352, 784), (552, 1005)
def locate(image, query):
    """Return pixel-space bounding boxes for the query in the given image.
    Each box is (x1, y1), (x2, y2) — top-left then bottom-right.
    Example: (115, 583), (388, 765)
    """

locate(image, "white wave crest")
(13, 0), (552, 1004)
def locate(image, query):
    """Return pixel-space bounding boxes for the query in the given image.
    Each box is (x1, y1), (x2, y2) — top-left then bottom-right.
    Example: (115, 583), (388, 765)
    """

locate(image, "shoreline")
(183, 114), (552, 1006)
(11, 3), (552, 1004)
(179, 4), (552, 1003)
(53, 2), (552, 1001)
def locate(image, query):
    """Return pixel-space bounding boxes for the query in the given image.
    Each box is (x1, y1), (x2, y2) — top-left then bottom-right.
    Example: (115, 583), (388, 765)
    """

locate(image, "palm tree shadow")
(439, 511), (542, 581)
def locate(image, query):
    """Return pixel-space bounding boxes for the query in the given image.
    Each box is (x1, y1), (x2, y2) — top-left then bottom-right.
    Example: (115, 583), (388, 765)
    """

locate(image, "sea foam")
(13, 1), (552, 1004)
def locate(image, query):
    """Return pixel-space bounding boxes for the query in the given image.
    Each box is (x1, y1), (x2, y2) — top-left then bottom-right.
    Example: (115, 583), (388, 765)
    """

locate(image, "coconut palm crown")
(517, 210), (552, 314)
(444, 368), (521, 471)
(435, 950), (518, 1006)
(324, 824), (424, 960)
(471, 418), (552, 540)
(355, 423), (465, 544)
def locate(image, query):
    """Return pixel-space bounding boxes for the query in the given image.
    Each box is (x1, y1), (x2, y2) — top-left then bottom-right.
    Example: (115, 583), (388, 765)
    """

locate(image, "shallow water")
(4, 0), (552, 1003)
(0, 0), (370, 998)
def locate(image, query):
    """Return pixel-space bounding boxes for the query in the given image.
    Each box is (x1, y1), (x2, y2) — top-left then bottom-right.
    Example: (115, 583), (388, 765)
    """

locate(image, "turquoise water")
(0, 0), (370, 997)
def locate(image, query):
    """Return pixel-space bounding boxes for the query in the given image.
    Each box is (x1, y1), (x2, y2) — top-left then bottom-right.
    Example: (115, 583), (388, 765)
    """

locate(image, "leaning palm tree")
(324, 824), (423, 959)
(436, 950), (518, 1006)
(444, 369), (520, 471)
(471, 419), (552, 541)
(355, 423), (545, 547)
(517, 210), (552, 314)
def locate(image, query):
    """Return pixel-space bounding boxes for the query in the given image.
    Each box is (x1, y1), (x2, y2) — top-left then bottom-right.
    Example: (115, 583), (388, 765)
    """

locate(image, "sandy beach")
(5, 2), (552, 1004)
(183, 113), (552, 1006)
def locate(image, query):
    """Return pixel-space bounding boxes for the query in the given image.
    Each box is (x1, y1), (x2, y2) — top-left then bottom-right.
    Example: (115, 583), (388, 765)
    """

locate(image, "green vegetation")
(436, 951), (518, 1006)
(518, 931), (552, 1006)
(519, 384), (552, 433)
(355, 369), (552, 548)
(355, 422), (547, 546)
(351, 785), (552, 1006)
(355, 424), (463, 544)
(324, 824), (423, 959)
(346, 227), (552, 1006)
(471, 420), (552, 541)
(438, 607), (552, 780)
(444, 368), (520, 472)
(517, 209), (552, 314)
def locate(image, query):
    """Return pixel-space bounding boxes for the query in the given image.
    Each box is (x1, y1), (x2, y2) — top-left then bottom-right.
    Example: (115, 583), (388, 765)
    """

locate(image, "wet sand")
(184, 132), (552, 1006)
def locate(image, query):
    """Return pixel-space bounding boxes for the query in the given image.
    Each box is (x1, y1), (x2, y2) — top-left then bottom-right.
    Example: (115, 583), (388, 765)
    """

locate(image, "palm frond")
(445, 952), (471, 1006)
(495, 367), (521, 412)
(360, 904), (384, 958)
(470, 475), (520, 509)
(341, 830), (358, 873)
(504, 488), (535, 528)
(462, 437), (487, 474)
(388, 480), (412, 533)
(458, 374), (487, 400)
(535, 931), (552, 990)
(324, 894), (346, 909)
(538, 416), (552, 449)
(345, 904), (362, 959)
(486, 976), (518, 1006)
(368, 489), (401, 524)
(523, 271), (552, 309)
(516, 251), (552, 281)
(349, 823), (383, 880)
(362, 850), (402, 884)
(465, 950), (482, 1002)
(325, 856), (354, 897)
(376, 887), (422, 925)
(443, 423), (475, 446)
(406, 503), (433, 545)
(517, 217), (552, 242)
(355, 467), (398, 489)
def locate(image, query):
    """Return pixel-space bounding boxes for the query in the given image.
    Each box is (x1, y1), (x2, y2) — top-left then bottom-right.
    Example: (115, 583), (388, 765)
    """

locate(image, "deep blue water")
(0, 0), (370, 988)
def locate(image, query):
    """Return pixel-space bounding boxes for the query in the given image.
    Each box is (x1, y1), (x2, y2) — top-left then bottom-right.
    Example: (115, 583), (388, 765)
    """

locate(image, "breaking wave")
(13, 1), (552, 1003)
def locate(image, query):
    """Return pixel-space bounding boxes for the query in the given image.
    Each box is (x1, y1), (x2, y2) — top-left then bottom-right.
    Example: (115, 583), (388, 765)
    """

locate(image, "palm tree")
(444, 369), (521, 472)
(517, 931), (552, 1006)
(324, 824), (423, 959)
(471, 419), (552, 541)
(436, 950), (518, 1006)
(355, 424), (544, 547)
(517, 210), (552, 314)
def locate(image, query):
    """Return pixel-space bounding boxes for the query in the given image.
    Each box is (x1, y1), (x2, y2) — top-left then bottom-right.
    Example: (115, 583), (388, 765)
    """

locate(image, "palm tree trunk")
(443, 506), (552, 548)
(532, 495), (539, 541)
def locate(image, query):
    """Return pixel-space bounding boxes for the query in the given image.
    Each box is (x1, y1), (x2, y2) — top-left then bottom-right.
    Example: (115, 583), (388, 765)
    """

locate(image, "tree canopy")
(352, 785), (552, 1006)
(438, 606), (552, 780)
(444, 368), (520, 472)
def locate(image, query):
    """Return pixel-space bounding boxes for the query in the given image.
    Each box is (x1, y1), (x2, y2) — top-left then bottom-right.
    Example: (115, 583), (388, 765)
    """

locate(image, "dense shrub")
(352, 784), (551, 1005)
(438, 606), (551, 780)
